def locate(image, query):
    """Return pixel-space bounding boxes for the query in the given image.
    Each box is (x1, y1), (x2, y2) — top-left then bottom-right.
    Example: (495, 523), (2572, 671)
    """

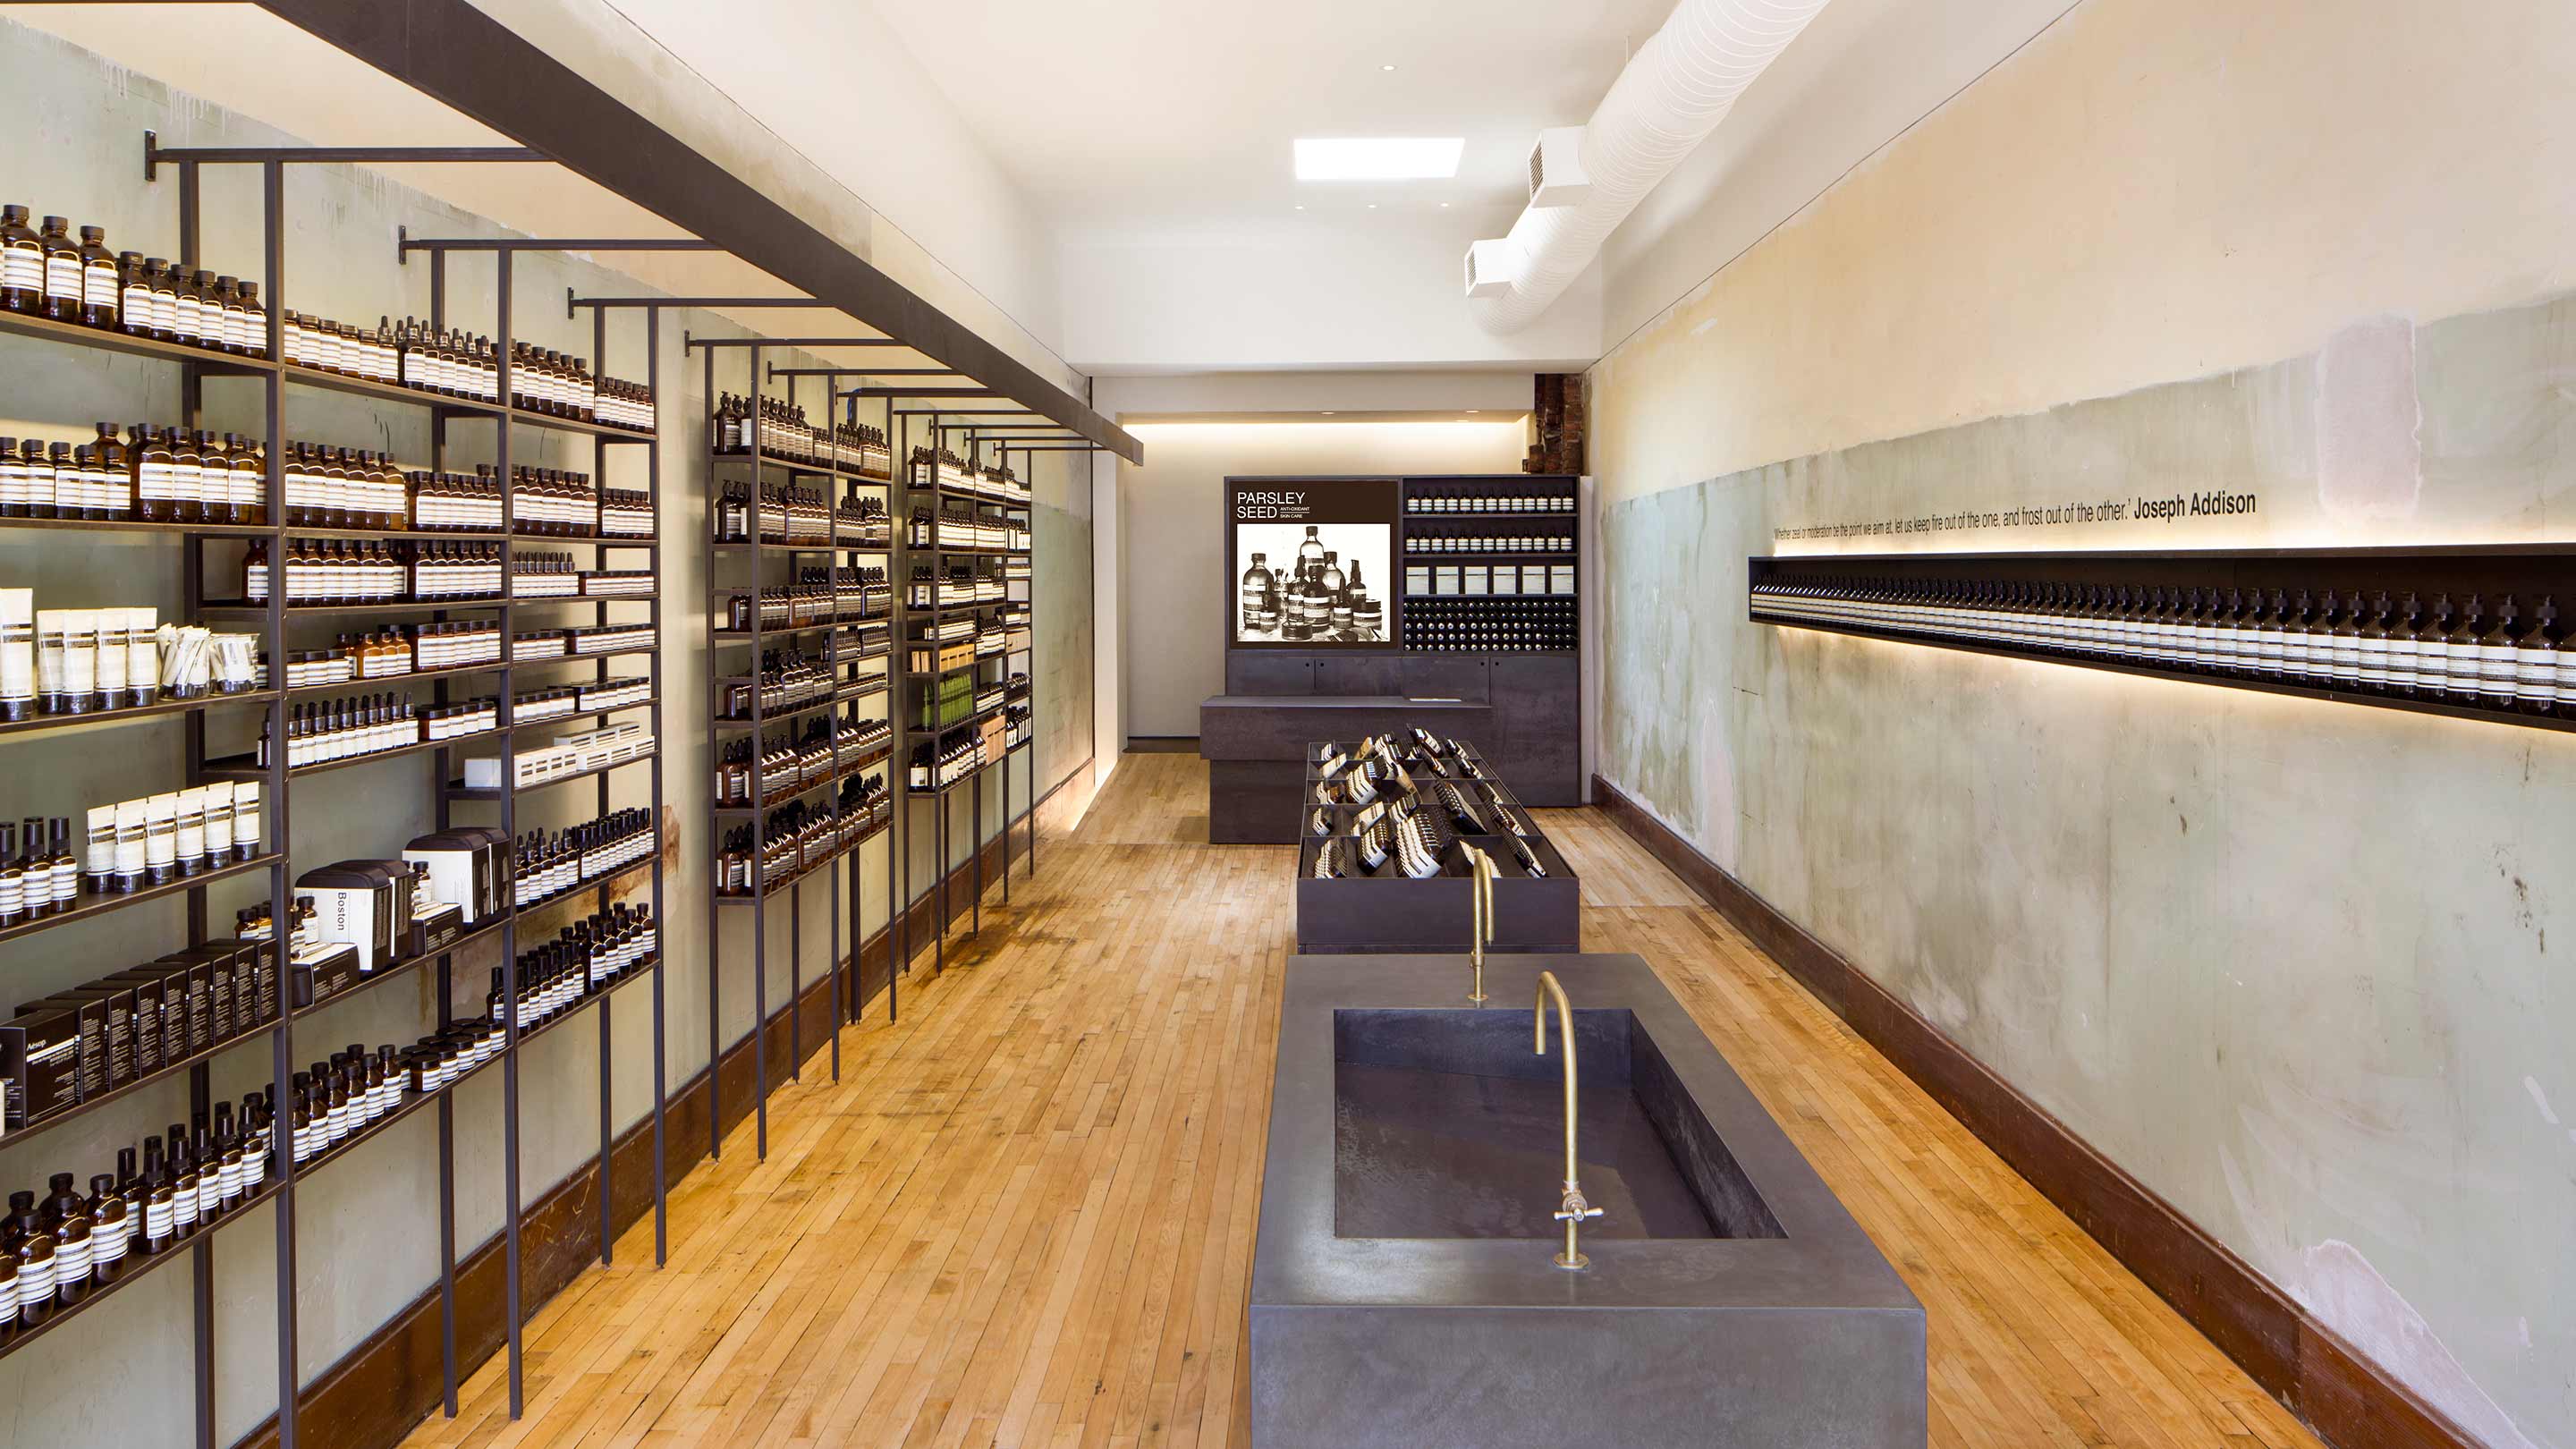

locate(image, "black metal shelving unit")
(0, 139), (670, 1448)
(696, 343), (894, 1162)
(883, 402), (1046, 978)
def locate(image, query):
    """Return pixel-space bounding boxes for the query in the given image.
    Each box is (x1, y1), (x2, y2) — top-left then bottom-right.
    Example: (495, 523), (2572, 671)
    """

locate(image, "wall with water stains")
(1589, 0), (2576, 1444)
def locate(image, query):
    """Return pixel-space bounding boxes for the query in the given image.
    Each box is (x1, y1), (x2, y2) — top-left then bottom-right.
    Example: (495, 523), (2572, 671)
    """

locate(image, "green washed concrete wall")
(1598, 292), (2576, 1449)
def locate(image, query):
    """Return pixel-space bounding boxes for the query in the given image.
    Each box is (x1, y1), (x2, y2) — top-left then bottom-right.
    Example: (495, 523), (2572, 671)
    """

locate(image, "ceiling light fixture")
(1381, 63), (1397, 72)
(1293, 137), (1464, 181)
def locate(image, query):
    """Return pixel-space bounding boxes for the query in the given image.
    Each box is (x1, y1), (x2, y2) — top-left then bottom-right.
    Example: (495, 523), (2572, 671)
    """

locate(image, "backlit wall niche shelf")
(0, 153), (668, 1444)
(1747, 546), (2576, 733)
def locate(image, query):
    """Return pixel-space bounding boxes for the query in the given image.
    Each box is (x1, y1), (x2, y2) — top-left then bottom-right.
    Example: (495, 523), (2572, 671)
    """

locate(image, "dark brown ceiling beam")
(250, 0), (1140, 462)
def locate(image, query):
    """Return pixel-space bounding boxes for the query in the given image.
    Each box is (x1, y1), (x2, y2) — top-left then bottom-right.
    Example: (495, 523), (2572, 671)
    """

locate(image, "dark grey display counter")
(1199, 695), (1492, 843)
(1221, 654), (1580, 805)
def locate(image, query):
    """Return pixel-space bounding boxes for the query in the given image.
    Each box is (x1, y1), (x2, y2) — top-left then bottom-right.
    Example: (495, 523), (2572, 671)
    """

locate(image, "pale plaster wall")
(1591, 0), (2576, 511)
(1587, 0), (2576, 1444)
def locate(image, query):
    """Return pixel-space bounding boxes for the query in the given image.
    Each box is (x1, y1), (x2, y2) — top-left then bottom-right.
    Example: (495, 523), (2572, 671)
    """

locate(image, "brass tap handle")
(1465, 845), (1494, 1002)
(1534, 970), (1602, 1269)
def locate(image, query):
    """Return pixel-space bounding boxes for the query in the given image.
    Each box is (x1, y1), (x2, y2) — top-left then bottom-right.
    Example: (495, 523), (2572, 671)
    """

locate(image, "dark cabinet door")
(1488, 655), (1580, 805)
(1314, 656), (1406, 696)
(1225, 654), (1316, 696)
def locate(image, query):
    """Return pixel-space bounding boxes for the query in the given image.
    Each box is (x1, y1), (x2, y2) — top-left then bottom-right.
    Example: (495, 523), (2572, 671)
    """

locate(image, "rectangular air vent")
(1528, 128), (1590, 208)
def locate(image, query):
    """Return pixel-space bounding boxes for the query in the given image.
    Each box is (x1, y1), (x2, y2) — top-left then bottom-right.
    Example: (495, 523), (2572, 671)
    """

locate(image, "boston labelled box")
(298, 860), (420, 975)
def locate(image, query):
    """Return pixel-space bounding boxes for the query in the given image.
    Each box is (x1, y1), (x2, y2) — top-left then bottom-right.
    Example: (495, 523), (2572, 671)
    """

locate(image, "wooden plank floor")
(400, 752), (2324, 1449)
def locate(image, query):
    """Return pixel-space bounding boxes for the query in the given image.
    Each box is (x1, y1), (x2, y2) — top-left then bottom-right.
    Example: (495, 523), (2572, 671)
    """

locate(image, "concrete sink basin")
(1253, 953), (1926, 1447)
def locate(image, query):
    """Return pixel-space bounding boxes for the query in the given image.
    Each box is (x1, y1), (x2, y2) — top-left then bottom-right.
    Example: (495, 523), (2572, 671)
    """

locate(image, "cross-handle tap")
(1465, 844), (1497, 1002)
(1533, 970), (1603, 1269)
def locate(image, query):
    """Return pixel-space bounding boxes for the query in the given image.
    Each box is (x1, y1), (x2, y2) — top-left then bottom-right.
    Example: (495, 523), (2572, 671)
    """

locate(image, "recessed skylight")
(1293, 137), (1464, 181)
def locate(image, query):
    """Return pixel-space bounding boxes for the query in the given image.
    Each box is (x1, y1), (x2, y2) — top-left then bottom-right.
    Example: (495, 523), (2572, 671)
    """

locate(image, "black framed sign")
(1228, 478), (1399, 648)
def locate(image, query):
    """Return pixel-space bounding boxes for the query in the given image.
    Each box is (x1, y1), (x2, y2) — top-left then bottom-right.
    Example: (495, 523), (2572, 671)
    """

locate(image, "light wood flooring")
(400, 751), (2325, 1449)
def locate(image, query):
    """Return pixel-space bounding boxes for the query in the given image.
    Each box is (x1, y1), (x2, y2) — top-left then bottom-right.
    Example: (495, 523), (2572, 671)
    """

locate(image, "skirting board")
(235, 762), (1074, 1449)
(1589, 773), (2477, 1449)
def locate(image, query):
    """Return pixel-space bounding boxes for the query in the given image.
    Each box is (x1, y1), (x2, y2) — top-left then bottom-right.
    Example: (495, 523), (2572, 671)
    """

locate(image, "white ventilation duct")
(1469, 0), (1835, 333)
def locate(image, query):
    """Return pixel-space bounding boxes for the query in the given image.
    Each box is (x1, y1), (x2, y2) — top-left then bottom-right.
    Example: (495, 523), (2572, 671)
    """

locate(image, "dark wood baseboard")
(237, 759), (1080, 1449)
(1589, 773), (2478, 1449)
(1123, 736), (1201, 754)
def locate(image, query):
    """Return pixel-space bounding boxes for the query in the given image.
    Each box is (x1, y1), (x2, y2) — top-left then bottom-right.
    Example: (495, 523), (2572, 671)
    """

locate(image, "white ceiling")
(869, 0), (1677, 240)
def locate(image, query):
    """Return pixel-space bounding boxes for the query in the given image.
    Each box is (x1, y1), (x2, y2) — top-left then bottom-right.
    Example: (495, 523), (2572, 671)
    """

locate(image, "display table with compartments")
(1199, 694), (1494, 844)
(1292, 734), (1580, 955)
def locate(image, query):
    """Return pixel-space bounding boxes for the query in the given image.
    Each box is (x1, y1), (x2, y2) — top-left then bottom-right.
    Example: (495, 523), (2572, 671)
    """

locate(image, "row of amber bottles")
(0, 427), (269, 524)
(0, 207), (655, 428)
(1750, 577), (2574, 714)
(0, 205), (272, 357)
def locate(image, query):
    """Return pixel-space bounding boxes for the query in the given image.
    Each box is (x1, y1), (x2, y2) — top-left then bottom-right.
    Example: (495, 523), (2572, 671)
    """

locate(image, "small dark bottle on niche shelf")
(2522, 596), (2563, 716)
(2444, 595), (2487, 701)
(2325, 589), (2363, 689)
(2354, 592), (2393, 692)
(2478, 596), (2523, 710)
(2414, 593), (2456, 697)
(2385, 593), (2423, 697)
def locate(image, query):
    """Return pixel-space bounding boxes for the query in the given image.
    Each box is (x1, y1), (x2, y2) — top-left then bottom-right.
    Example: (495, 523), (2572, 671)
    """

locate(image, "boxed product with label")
(26, 992), (111, 1100)
(403, 826), (510, 924)
(103, 967), (181, 1073)
(1, 1005), (80, 1127)
(298, 860), (418, 975)
(49, 985), (137, 1091)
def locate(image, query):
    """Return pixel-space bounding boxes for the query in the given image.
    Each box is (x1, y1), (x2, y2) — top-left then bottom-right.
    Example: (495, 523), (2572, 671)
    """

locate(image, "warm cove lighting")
(1293, 137), (1463, 181)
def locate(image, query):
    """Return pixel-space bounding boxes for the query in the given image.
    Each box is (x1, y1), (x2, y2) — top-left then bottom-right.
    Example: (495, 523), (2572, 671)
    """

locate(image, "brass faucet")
(1465, 845), (1496, 1002)
(1533, 970), (1604, 1269)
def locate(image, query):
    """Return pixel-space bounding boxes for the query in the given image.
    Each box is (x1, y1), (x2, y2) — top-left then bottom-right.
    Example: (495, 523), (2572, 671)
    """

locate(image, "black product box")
(1, 1005), (80, 1127)
(102, 968), (178, 1074)
(51, 985), (138, 1091)
(222, 941), (259, 1030)
(415, 901), (465, 959)
(291, 942), (364, 1012)
(225, 936), (280, 1028)
(26, 992), (110, 1100)
(156, 952), (216, 1055)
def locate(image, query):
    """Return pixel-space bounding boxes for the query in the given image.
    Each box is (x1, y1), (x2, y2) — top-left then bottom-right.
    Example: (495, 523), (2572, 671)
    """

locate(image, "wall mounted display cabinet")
(1220, 475), (1585, 806)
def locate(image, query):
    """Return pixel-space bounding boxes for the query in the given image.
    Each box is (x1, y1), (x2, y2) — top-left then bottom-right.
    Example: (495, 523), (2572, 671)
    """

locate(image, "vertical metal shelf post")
(259, 156), (301, 1449)
(493, 242), (526, 1422)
